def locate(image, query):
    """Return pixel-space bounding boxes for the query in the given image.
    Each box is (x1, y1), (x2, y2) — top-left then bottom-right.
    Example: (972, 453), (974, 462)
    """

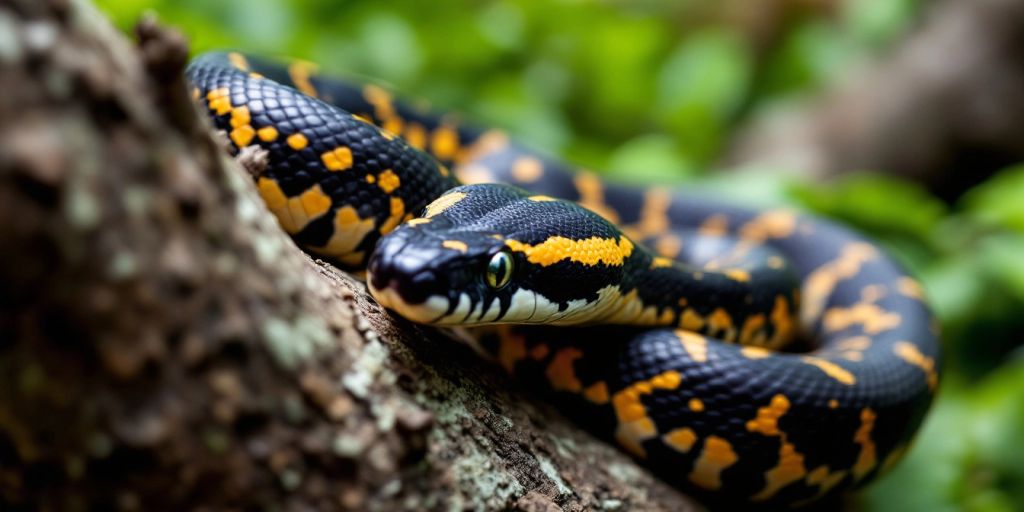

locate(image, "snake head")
(367, 184), (634, 326)
(368, 217), (512, 324)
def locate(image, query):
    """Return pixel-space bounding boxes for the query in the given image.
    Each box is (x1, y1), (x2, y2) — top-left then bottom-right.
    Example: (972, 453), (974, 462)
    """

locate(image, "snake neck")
(597, 248), (800, 347)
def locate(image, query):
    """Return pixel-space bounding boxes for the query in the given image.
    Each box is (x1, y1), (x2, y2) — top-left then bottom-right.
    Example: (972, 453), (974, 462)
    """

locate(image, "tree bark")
(725, 0), (1024, 201)
(0, 0), (700, 510)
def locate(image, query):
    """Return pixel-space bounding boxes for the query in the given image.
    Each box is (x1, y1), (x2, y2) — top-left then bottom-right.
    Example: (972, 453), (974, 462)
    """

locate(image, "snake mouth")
(367, 279), (453, 324)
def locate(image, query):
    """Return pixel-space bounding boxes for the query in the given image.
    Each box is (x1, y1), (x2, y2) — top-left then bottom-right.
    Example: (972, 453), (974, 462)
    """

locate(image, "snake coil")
(187, 51), (940, 507)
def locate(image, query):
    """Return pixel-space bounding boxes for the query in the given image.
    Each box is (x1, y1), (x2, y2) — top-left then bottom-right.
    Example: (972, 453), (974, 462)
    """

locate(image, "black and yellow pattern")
(187, 52), (941, 508)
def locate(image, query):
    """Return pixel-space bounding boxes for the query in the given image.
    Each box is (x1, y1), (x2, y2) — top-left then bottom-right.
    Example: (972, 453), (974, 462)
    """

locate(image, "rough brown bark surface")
(0, 0), (700, 510)
(726, 0), (1024, 201)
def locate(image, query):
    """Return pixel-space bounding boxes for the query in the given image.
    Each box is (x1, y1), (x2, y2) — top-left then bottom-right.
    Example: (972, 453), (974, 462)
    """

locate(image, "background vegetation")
(96, 1), (1024, 510)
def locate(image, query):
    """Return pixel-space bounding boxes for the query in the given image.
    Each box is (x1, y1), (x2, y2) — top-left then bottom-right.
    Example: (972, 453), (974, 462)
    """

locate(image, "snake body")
(187, 52), (941, 507)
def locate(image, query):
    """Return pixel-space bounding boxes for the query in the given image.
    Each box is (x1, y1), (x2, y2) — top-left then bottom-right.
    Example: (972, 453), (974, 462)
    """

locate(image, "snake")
(187, 51), (941, 508)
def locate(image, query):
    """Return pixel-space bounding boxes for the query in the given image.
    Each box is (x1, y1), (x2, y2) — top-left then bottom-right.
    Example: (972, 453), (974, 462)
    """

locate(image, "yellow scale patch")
(675, 331), (708, 362)
(853, 408), (878, 481)
(287, 133), (309, 150)
(288, 60), (319, 97)
(725, 269), (751, 282)
(257, 126), (278, 142)
(861, 284), (887, 303)
(706, 308), (737, 342)
(689, 436), (739, 490)
(768, 296), (797, 349)
(653, 234), (683, 259)
(792, 466), (849, 507)
(739, 314), (766, 345)
(893, 341), (939, 390)
(746, 394), (808, 502)
(206, 87), (232, 115)
(739, 209), (798, 242)
(363, 84), (396, 123)
(800, 356), (856, 385)
(573, 171), (620, 224)
(583, 381), (610, 404)
(431, 124), (460, 161)
(379, 197), (406, 235)
(512, 156), (544, 183)
(628, 188), (671, 239)
(832, 335), (872, 362)
(424, 191), (467, 218)
(496, 328), (527, 374)
(382, 117), (403, 138)
(229, 105), (255, 147)
(228, 52), (250, 71)
(310, 206), (377, 265)
(679, 309), (705, 332)
(404, 122), (428, 150)
(256, 178), (332, 234)
(897, 276), (926, 300)
(321, 147), (354, 171)
(545, 348), (584, 393)
(377, 170), (401, 194)
(650, 257), (674, 269)
(456, 129), (508, 165)
(698, 214), (729, 236)
(801, 243), (877, 325)
(505, 236), (634, 267)
(611, 370), (683, 458)
(688, 398), (705, 412)
(741, 346), (772, 359)
(441, 240), (468, 253)
(662, 427), (697, 453)
(823, 303), (901, 335)
(836, 336), (872, 351)
(742, 393), (858, 503)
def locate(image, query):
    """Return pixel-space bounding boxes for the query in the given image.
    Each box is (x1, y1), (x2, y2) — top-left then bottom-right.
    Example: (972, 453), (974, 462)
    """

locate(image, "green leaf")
(961, 164), (1024, 232)
(655, 30), (752, 162)
(760, 21), (859, 97)
(789, 172), (947, 240)
(978, 234), (1024, 303)
(845, 0), (923, 48)
(605, 134), (695, 185)
(862, 389), (969, 512)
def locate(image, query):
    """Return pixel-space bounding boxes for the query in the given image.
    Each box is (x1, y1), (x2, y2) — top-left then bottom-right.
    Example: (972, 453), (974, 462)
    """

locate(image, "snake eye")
(485, 250), (514, 289)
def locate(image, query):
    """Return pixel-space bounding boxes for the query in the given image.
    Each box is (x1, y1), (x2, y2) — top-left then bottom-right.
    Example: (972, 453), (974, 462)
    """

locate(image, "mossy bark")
(0, 0), (700, 510)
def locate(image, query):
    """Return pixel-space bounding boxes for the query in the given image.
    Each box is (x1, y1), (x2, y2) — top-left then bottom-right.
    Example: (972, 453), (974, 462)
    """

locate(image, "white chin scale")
(367, 282), (452, 324)
(369, 282), (637, 326)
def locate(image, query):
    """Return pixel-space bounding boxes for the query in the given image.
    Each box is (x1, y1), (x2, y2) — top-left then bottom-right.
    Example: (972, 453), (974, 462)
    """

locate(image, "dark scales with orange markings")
(188, 51), (941, 508)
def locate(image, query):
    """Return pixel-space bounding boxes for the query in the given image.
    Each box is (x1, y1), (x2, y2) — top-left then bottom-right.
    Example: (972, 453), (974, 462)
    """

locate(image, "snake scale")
(187, 51), (941, 508)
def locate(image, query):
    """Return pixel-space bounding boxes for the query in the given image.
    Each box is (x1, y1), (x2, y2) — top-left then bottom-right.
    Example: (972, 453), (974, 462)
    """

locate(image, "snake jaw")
(367, 280), (452, 324)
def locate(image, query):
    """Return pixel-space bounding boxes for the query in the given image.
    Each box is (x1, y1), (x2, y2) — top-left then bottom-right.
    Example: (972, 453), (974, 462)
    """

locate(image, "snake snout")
(368, 237), (448, 305)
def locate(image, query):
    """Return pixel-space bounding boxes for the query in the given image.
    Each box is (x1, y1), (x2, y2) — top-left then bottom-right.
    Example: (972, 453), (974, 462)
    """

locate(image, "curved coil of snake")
(187, 52), (940, 508)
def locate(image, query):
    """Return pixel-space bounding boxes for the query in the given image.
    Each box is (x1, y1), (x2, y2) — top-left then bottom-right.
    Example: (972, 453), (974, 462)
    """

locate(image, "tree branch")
(0, 0), (699, 510)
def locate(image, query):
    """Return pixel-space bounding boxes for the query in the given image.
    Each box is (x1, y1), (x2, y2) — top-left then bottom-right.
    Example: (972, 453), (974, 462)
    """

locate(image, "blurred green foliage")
(96, 1), (1024, 509)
